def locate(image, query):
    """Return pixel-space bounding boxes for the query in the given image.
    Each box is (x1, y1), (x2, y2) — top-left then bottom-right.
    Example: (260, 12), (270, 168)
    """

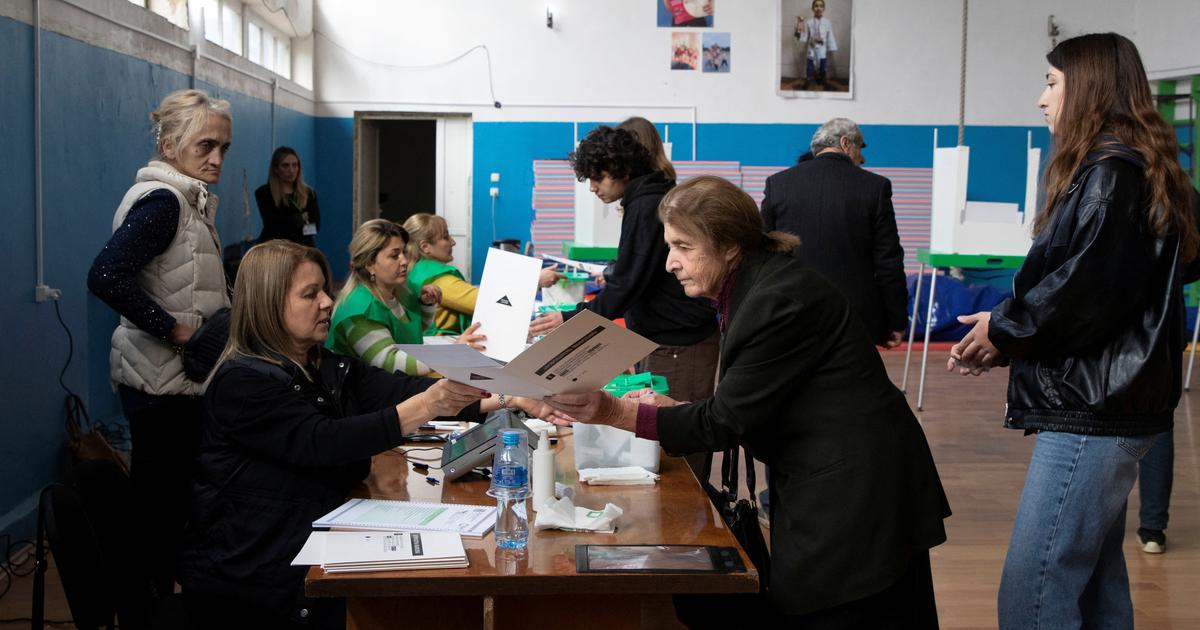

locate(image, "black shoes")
(1137, 528), (1166, 554)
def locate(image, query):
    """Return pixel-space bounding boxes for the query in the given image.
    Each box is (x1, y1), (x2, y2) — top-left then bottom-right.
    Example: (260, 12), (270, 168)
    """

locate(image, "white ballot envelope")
(472, 248), (542, 362)
(396, 310), (658, 398)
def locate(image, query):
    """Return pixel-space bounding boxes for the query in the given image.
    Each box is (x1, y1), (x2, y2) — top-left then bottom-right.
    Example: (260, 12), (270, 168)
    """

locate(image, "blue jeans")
(1137, 428), (1173, 530)
(998, 430), (1160, 630)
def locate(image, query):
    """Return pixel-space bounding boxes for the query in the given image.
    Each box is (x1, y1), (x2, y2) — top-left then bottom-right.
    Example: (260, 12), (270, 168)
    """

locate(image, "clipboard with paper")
(396, 309), (658, 398)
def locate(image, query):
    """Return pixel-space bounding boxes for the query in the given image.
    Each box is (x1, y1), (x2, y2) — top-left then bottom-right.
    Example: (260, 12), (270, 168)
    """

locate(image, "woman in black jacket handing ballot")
(546, 176), (951, 627)
(948, 33), (1199, 629)
(178, 240), (490, 629)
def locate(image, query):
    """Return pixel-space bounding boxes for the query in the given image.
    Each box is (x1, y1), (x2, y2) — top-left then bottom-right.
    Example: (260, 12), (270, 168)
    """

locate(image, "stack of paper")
(292, 530), (469, 573)
(313, 498), (495, 538)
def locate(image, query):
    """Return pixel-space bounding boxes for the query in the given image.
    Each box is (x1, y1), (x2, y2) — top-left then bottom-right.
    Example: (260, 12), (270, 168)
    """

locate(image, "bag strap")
(743, 447), (758, 506)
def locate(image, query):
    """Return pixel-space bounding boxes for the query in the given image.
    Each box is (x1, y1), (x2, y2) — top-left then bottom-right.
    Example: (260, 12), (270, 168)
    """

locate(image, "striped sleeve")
(337, 315), (432, 376)
(419, 301), (437, 332)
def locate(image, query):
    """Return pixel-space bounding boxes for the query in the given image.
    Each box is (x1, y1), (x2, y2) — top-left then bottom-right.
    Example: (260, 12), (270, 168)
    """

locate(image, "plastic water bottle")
(489, 429), (530, 549)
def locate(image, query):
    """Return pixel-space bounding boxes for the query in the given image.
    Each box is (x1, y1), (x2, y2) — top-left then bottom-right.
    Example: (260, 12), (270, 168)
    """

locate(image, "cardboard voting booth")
(929, 132), (1042, 257)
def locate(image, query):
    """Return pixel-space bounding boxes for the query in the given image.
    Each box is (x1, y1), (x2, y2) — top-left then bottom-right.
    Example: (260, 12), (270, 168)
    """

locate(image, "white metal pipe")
(34, 0), (43, 289)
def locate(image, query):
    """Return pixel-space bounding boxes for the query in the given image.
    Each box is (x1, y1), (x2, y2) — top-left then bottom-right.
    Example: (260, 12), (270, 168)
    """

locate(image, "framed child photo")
(778, 0), (854, 98)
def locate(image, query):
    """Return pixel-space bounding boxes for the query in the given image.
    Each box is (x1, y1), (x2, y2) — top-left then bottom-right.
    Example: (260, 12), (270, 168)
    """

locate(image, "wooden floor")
(881, 349), (1200, 630)
(2, 349), (1198, 628)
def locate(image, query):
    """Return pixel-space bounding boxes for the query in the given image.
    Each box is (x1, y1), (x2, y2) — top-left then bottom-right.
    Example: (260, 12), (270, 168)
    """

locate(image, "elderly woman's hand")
(544, 391), (637, 432)
(455, 321), (487, 351)
(621, 387), (683, 407)
(509, 396), (576, 426)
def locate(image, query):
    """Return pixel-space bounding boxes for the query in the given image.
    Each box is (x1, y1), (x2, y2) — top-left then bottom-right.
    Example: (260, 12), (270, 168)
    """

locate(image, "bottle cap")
(501, 429), (521, 446)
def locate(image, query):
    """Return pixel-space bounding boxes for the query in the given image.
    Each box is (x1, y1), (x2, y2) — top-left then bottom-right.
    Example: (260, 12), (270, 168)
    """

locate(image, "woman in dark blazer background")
(546, 175), (951, 627)
(256, 146), (320, 246)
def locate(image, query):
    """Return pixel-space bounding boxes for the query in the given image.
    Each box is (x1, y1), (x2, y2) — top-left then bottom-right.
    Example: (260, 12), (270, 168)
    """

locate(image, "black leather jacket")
(179, 349), (480, 621)
(989, 151), (1185, 436)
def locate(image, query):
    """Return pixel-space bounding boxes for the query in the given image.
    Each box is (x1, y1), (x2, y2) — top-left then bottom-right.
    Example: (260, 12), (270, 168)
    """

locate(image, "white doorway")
(354, 112), (473, 280)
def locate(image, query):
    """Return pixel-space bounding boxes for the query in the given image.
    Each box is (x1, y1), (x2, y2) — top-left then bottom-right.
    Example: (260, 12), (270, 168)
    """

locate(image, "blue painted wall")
(309, 117), (1051, 280)
(0, 16), (315, 539)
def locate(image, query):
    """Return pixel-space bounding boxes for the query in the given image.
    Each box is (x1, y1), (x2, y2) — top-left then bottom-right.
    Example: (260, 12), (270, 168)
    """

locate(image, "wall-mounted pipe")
(321, 101), (702, 159)
(271, 78), (279, 149)
(33, 0), (44, 296)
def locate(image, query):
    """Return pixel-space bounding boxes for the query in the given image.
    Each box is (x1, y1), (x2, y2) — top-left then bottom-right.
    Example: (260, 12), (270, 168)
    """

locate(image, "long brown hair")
(658, 176), (799, 264)
(619, 117), (676, 182)
(1038, 33), (1197, 260)
(267, 146), (311, 209)
(334, 219), (412, 310)
(215, 240), (333, 374)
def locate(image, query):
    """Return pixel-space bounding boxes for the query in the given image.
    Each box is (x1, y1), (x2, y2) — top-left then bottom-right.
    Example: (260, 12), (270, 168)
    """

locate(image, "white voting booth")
(903, 132), (1043, 411)
(929, 130), (1041, 256)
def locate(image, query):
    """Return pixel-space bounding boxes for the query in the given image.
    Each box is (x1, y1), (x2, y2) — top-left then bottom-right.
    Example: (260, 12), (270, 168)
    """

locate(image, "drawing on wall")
(702, 33), (731, 73)
(778, 0), (853, 96)
(658, 0), (714, 28)
(671, 32), (701, 70)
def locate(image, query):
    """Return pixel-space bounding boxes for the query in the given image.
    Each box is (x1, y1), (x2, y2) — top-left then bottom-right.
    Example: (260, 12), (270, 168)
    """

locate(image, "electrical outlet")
(35, 284), (61, 302)
(490, 172), (500, 183)
(490, 187), (500, 198)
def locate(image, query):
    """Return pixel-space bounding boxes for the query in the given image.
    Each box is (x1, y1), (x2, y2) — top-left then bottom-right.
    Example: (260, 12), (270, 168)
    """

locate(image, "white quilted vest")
(109, 161), (231, 396)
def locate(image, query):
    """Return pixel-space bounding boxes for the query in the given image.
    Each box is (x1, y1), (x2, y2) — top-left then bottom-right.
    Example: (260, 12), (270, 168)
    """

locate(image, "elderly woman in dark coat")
(546, 176), (951, 627)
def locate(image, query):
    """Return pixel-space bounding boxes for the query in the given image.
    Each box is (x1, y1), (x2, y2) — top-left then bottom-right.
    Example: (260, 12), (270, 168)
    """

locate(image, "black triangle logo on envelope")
(496, 295), (512, 306)
(468, 373), (493, 381)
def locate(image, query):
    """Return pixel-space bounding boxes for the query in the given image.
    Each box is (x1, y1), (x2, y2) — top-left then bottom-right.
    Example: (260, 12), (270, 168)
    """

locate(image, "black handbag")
(674, 447), (772, 628)
(181, 307), (231, 382)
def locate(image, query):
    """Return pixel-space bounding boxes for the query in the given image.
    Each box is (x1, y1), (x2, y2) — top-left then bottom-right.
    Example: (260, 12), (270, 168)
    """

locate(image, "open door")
(354, 112), (474, 281)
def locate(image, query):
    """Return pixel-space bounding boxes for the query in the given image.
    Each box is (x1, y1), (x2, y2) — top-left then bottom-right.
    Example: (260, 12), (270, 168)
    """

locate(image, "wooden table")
(305, 431), (758, 630)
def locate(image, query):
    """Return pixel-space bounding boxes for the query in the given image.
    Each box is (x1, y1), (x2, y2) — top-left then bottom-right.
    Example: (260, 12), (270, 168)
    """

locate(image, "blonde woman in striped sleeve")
(326, 219), (485, 375)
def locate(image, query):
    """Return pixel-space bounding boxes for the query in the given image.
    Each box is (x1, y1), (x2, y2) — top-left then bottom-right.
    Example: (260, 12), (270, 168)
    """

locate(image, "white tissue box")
(572, 423), (661, 473)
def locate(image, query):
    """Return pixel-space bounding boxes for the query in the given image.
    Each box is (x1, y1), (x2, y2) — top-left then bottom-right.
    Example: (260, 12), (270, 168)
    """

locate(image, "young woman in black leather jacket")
(949, 33), (1199, 629)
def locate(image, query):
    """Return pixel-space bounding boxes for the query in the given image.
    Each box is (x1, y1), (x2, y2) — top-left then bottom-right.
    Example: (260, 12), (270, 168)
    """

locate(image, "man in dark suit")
(761, 118), (908, 347)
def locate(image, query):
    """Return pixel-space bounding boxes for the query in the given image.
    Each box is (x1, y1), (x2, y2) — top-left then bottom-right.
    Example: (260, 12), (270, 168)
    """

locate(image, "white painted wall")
(312, 0), (1193, 125)
(1137, 0), (1200, 79)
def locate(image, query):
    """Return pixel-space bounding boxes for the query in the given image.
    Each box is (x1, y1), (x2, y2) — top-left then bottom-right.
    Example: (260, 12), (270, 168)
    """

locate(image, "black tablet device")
(440, 409), (538, 481)
(575, 545), (747, 574)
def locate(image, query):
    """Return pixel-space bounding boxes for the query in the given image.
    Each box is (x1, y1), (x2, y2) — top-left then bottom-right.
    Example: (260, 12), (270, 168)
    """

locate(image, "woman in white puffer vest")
(87, 89), (232, 597)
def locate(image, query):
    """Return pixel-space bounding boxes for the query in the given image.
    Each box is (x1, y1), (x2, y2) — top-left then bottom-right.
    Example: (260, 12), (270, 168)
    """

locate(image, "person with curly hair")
(530, 126), (719, 469)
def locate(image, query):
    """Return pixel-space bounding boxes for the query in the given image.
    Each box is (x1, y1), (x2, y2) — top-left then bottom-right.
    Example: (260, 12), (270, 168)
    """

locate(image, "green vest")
(326, 283), (423, 356)
(407, 258), (469, 336)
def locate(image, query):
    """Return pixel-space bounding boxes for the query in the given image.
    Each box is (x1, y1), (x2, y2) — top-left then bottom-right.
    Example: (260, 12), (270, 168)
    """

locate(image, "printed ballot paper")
(313, 498), (495, 538)
(292, 530), (469, 573)
(472, 248), (543, 362)
(395, 309), (658, 399)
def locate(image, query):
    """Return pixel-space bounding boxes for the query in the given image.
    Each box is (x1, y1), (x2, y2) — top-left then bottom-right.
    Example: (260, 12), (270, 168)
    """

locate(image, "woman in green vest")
(403, 213), (563, 336)
(327, 219), (483, 376)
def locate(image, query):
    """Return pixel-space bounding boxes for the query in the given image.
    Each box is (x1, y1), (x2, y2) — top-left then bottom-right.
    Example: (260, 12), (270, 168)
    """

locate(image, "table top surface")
(916, 248), (1027, 269)
(305, 430), (759, 598)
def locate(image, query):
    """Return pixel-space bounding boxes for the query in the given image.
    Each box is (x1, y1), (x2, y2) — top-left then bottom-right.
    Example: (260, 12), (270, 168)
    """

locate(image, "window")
(275, 37), (291, 79)
(245, 17), (291, 79)
(221, 3), (242, 55)
(247, 21), (262, 65)
(197, 0), (242, 55)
